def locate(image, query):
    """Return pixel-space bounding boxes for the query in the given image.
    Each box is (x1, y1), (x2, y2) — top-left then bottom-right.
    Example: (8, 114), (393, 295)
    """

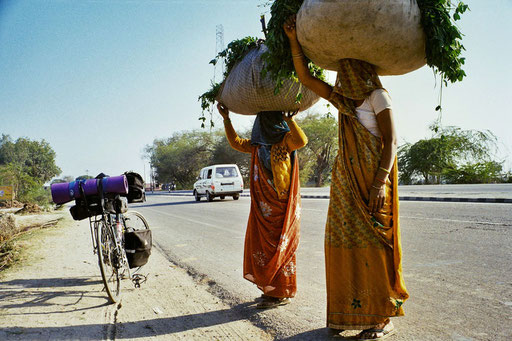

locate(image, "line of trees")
(0, 134), (61, 205)
(145, 112), (338, 189)
(146, 115), (510, 189)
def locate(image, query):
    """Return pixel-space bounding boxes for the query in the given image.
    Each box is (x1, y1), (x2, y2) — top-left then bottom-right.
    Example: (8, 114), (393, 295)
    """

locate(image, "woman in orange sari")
(284, 16), (409, 339)
(217, 103), (307, 309)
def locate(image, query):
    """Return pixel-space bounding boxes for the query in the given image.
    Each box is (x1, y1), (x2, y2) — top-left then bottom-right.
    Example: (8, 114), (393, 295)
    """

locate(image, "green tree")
(398, 123), (500, 184)
(145, 131), (214, 189)
(296, 112), (338, 187)
(0, 162), (45, 203)
(0, 135), (61, 205)
(0, 134), (61, 184)
(442, 161), (503, 184)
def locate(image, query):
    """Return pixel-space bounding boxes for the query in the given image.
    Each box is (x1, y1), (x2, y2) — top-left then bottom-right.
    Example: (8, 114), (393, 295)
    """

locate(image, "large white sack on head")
(217, 44), (320, 115)
(297, 0), (426, 75)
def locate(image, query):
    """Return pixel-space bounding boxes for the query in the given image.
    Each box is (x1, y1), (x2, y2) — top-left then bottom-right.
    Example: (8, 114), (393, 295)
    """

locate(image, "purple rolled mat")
(83, 179), (99, 196)
(102, 175), (129, 195)
(51, 175), (128, 204)
(51, 182), (73, 204)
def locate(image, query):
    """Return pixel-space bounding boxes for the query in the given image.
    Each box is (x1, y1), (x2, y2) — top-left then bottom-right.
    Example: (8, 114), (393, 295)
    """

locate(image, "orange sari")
(325, 60), (409, 329)
(243, 148), (301, 298)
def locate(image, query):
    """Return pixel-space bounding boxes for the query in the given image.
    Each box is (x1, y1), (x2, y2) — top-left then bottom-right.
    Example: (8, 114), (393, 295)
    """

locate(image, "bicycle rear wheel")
(97, 219), (121, 303)
(124, 211), (149, 232)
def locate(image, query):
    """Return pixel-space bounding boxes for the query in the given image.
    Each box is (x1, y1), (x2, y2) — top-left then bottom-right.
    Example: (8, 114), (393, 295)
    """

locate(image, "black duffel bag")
(124, 171), (145, 203)
(124, 229), (152, 268)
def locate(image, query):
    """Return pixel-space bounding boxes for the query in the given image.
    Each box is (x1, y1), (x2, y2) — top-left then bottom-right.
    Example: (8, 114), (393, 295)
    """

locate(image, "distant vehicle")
(193, 164), (243, 202)
(166, 182), (176, 192)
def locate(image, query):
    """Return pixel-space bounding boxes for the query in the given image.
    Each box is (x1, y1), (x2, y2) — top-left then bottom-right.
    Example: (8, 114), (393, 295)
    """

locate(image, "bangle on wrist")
(371, 185), (382, 190)
(375, 177), (386, 185)
(291, 52), (304, 58)
(379, 167), (390, 174)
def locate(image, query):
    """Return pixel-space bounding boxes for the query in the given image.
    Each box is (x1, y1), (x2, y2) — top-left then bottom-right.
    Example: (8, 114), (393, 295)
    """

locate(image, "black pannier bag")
(124, 171), (145, 203)
(124, 229), (152, 268)
(70, 196), (127, 221)
(70, 196), (102, 221)
(70, 204), (93, 221)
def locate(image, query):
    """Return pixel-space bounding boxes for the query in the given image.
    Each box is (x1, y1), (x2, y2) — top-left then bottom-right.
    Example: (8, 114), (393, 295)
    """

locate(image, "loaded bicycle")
(51, 172), (151, 303)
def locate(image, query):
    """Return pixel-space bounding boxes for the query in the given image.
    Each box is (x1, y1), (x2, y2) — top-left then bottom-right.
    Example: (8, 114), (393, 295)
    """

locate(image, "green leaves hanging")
(198, 37), (259, 128)
(417, 0), (470, 84)
(261, 0), (325, 94)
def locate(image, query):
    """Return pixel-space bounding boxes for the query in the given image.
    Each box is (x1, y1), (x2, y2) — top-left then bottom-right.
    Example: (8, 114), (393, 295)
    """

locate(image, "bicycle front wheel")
(97, 219), (121, 303)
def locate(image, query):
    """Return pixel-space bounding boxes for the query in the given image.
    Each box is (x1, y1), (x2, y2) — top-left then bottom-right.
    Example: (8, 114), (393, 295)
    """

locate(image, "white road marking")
(400, 215), (508, 226)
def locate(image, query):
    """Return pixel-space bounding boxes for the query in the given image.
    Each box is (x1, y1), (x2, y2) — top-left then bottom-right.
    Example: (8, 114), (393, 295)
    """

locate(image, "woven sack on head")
(217, 44), (320, 115)
(297, 0), (426, 75)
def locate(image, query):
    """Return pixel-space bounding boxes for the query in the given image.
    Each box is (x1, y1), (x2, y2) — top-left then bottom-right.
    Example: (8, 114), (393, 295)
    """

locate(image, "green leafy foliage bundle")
(262, 0), (325, 93)
(417, 0), (469, 84)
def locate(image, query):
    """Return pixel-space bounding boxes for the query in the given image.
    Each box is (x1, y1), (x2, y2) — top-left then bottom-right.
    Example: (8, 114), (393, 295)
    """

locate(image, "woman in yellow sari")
(217, 103), (307, 309)
(284, 16), (409, 339)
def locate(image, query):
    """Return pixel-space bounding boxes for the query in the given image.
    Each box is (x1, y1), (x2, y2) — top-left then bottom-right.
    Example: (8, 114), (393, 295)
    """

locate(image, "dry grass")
(0, 214), (18, 242)
(0, 211), (62, 271)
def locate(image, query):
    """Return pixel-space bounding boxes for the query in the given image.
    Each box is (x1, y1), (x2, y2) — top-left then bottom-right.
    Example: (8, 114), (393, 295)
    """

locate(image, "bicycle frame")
(77, 179), (135, 302)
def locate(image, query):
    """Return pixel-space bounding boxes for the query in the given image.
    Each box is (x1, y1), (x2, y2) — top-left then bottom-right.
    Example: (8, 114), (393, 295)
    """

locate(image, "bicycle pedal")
(131, 274), (148, 288)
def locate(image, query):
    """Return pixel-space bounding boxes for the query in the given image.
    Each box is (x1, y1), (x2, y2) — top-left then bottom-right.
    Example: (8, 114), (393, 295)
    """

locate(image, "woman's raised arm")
(217, 103), (252, 154)
(283, 15), (333, 99)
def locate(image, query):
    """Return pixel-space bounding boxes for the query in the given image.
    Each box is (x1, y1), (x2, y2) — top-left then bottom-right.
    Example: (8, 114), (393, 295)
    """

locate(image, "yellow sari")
(325, 60), (409, 329)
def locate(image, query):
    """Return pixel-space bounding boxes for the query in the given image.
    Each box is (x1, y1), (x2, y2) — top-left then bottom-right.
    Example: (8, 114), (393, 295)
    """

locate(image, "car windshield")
(215, 167), (238, 178)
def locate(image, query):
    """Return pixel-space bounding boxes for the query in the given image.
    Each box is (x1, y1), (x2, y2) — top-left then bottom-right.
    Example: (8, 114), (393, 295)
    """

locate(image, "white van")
(193, 164), (244, 202)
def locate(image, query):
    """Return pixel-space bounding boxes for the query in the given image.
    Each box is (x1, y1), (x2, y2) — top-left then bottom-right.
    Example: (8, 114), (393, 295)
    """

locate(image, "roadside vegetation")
(0, 134), (63, 272)
(147, 113), (510, 188)
(145, 111), (338, 189)
(0, 134), (61, 206)
(398, 122), (510, 184)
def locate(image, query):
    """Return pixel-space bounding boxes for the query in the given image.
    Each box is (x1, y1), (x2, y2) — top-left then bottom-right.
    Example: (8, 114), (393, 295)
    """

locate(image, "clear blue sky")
(1, 0), (511, 183)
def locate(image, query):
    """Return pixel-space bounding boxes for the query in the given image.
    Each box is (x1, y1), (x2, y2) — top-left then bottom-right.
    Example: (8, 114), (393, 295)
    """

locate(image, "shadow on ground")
(0, 276), (109, 314)
(1, 303), (265, 340)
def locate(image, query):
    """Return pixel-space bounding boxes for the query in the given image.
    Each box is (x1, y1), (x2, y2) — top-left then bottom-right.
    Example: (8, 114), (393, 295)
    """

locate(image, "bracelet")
(379, 167), (390, 174)
(375, 177), (386, 185)
(371, 185), (382, 190)
(291, 52), (304, 58)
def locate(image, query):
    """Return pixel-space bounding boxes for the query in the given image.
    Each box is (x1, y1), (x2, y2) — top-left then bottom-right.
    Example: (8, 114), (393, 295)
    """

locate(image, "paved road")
(157, 183), (512, 202)
(132, 195), (512, 340)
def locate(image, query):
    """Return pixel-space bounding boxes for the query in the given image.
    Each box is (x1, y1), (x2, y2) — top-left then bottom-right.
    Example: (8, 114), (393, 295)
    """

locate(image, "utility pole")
(207, 24), (225, 131)
(214, 24), (225, 83)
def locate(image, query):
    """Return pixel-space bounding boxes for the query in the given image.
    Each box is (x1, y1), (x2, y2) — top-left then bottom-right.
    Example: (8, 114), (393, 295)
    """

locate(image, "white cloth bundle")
(297, 0), (426, 75)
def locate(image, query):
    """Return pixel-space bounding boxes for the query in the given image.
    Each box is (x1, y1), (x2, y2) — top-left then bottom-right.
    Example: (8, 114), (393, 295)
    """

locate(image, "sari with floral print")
(325, 60), (409, 329)
(243, 147), (301, 298)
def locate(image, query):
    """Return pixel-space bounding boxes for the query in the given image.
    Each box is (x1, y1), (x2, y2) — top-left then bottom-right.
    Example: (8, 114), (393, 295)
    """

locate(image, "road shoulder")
(0, 213), (271, 340)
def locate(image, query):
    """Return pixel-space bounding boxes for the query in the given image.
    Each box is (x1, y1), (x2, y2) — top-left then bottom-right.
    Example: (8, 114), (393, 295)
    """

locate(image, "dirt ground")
(0, 211), (271, 340)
